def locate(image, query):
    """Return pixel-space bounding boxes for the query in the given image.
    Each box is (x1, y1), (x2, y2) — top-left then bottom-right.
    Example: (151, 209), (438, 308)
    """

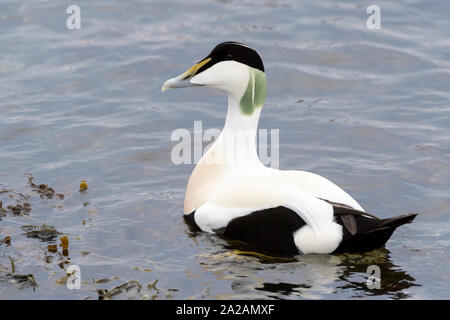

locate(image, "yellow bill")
(161, 58), (211, 92)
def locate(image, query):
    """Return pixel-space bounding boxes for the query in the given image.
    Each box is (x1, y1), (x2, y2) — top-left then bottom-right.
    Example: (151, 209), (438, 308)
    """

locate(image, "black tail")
(377, 213), (417, 229)
(326, 200), (418, 254)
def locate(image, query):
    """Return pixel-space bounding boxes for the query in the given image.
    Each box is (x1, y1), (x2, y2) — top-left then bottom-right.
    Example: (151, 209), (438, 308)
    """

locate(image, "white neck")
(184, 94), (264, 214)
(207, 94), (263, 167)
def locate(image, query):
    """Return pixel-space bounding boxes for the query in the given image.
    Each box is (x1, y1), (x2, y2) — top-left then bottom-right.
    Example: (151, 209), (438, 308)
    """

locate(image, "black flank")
(223, 206), (305, 255)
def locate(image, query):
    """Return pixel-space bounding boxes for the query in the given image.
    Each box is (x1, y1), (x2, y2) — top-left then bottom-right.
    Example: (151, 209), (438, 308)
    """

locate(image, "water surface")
(0, 0), (449, 299)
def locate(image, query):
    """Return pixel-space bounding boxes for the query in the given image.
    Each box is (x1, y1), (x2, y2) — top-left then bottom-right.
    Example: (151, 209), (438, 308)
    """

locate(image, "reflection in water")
(336, 249), (420, 299)
(188, 231), (419, 299)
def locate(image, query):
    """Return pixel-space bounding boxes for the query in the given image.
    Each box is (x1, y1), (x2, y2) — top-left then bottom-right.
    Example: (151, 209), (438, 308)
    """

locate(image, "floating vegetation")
(0, 236), (11, 246)
(6, 273), (38, 288)
(46, 236), (71, 267)
(0, 256), (37, 289)
(8, 256), (15, 274)
(22, 224), (61, 242)
(92, 278), (171, 300)
(337, 248), (390, 265)
(28, 176), (64, 200)
(55, 274), (69, 285)
(6, 203), (31, 215)
(60, 236), (69, 256)
(0, 189), (32, 217)
(79, 180), (88, 192)
(46, 243), (72, 277)
(220, 238), (298, 263)
(0, 201), (5, 219)
(97, 280), (142, 300)
(0, 176), (75, 292)
(232, 249), (297, 263)
(1, 175), (67, 220)
(93, 278), (110, 284)
(147, 279), (159, 291)
(132, 266), (152, 272)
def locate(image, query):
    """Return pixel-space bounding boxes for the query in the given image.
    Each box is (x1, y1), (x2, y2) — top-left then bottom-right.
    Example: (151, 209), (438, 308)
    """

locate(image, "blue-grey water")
(0, 0), (449, 299)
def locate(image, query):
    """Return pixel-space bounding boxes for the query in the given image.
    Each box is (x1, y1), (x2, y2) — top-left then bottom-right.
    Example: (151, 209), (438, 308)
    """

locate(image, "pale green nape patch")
(239, 67), (267, 115)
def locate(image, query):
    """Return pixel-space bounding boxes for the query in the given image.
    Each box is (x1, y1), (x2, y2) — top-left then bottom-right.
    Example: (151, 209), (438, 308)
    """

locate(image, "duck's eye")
(226, 53), (233, 60)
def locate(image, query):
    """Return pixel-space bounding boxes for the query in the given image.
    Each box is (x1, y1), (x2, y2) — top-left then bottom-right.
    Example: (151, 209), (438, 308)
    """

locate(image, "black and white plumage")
(162, 41), (417, 255)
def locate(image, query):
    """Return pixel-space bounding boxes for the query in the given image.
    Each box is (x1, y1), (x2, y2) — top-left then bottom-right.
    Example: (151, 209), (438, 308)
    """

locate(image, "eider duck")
(162, 41), (417, 255)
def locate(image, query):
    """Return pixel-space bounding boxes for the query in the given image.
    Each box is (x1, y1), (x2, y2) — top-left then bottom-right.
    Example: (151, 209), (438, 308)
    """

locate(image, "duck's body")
(162, 42), (416, 255)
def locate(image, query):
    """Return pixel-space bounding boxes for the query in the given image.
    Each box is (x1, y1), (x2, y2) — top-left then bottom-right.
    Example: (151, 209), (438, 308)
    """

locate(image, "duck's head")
(162, 41), (267, 115)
